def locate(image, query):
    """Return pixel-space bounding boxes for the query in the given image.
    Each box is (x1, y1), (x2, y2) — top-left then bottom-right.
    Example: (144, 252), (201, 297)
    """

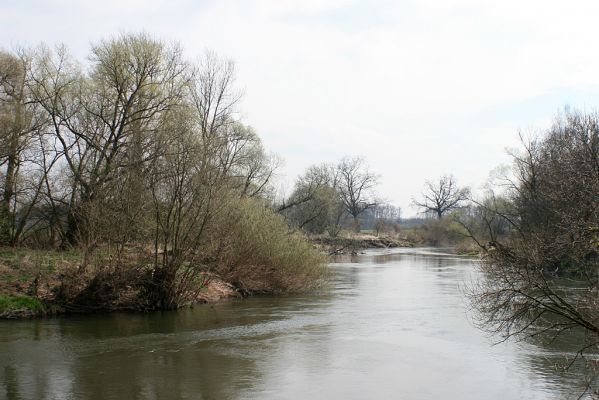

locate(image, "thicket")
(278, 158), (396, 236)
(404, 216), (465, 247)
(466, 111), (599, 389)
(0, 33), (326, 312)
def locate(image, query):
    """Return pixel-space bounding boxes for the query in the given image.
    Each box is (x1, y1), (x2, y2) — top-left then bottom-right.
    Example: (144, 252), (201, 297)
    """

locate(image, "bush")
(0, 198), (328, 314)
(406, 217), (465, 246)
(211, 197), (328, 294)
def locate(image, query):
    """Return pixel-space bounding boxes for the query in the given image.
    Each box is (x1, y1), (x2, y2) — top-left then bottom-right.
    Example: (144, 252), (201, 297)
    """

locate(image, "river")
(0, 248), (592, 399)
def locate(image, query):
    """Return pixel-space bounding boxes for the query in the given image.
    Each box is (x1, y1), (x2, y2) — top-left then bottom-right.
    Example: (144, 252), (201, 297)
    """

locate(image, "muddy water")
(0, 248), (590, 399)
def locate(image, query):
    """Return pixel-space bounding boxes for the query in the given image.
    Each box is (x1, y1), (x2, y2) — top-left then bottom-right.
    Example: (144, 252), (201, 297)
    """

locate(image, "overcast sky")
(2, 0), (599, 216)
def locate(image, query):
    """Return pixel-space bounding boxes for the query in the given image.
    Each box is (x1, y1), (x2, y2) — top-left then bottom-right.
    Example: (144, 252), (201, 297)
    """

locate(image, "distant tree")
(372, 204), (401, 236)
(336, 156), (378, 231)
(373, 218), (387, 236)
(373, 203), (400, 222)
(278, 164), (333, 214)
(413, 175), (469, 219)
(280, 157), (380, 236)
(280, 164), (334, 232)
(280, 164), (347, 235)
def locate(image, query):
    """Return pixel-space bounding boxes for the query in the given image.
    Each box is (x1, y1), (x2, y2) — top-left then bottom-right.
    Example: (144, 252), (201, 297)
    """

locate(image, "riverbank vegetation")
(0, 294), (44, 318)
(410, 111), (599, 350)
(477, 114), (599, 311)
(406, 176), (480, 253)
(0, 33), (328, 315)
(274, 157), (410, 254)
(400, 111), (599, 391)
(277, 157), (384, 234)
(453, 110), (599, 390)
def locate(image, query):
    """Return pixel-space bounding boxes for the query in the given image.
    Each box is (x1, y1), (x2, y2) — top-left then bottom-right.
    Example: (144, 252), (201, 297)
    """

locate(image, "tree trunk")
(352, 216), (361, 233)
(0, 153), (16, 244)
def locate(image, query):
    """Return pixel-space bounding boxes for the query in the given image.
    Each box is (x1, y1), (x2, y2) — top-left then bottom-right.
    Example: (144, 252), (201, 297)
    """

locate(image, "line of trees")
(278, 156), (390, 235)
(0, 34), (325, 310)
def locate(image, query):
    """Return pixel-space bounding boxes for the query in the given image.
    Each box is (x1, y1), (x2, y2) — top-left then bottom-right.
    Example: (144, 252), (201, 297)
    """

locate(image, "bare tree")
(0, 49), (52, 245)
(467, 110), (599, 393)
(336, 156), (378, 231)
(189, 50), (241, 139)
(372, 204), (401, 236)
(413, 174), (469, 219)
(145, 49), (281, 307)
(29, 35), (187, 247)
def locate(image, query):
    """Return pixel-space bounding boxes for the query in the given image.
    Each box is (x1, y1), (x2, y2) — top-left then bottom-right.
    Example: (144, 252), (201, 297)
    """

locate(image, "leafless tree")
(467, 111), (599, 393)
(372, 204), (401, 236)
(453, 191), (513, 249)
(413, 174), (469, 219)
(189, 50), (241, 139)
(29, 35), (187, 247)
(0, 48), (53, 245)
(336, 156), (378, 231)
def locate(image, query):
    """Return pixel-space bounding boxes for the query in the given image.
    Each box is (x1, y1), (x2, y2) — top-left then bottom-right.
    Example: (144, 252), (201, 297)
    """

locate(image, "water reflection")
(0, 248), (593, 399)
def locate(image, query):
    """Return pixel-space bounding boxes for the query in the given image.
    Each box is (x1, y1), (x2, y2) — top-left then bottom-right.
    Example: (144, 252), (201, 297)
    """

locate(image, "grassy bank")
(0, 295), (45, 318)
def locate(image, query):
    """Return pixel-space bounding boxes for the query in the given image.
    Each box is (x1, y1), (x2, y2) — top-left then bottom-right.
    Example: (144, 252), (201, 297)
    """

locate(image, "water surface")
(0, 248), (590, 399)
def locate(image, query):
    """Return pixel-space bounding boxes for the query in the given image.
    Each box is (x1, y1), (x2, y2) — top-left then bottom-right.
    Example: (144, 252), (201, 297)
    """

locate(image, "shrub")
(211, 197), (328, 294)
(406, 217), (464, 246)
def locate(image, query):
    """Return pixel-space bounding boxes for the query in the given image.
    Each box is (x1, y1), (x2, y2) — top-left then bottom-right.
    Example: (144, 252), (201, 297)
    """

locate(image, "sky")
(2, 0), (599, 216)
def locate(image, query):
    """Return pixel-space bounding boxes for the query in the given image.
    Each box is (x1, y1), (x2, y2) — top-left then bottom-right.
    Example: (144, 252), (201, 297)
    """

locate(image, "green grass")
(0, 295), (45, 314)
(0, 247), (82, 262)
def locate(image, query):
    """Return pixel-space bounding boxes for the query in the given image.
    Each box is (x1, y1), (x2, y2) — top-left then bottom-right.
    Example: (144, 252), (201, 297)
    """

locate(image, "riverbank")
(309, 233), (414, 255)
(0, 248), (273, 319)
(0, 277), (243, 319)
(0, 234), (412, 319)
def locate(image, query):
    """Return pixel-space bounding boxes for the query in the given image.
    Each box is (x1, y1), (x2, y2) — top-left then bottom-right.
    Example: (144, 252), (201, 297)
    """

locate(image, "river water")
(0, 248), (592, 399)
